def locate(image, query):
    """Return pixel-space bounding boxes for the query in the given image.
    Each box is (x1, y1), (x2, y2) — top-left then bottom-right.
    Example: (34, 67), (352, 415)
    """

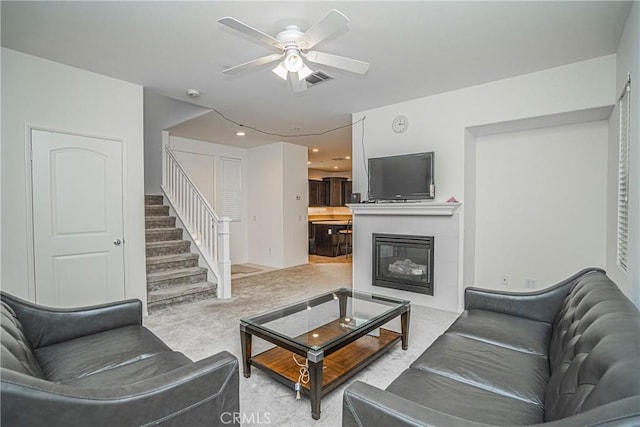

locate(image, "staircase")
(145, 195), (216, 312)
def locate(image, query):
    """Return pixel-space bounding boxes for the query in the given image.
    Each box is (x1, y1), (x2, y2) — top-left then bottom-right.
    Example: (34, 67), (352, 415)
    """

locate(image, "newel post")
(217, 217), (232, 299)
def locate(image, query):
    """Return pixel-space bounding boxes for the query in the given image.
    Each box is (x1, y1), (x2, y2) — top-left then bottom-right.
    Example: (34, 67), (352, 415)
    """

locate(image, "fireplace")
(372, 233), (434, 295)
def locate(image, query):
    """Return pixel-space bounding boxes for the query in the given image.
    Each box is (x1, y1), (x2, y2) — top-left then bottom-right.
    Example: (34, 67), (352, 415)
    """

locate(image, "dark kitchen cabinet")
(343, 180), (352, 204)
(323, 177), (348, 206)
(308, 180), (327, 207)
(308, 178), (352, 207)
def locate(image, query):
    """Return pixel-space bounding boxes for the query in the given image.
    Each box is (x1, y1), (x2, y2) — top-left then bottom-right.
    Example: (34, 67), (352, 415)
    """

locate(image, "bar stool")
(338, 219), (353, 258)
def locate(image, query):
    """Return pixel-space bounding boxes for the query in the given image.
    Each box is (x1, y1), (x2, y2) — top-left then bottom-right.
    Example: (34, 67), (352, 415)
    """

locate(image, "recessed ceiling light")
(333, 166), (339, 169)
(235, 131), (246, 136)
(312, 148), (319, 152)
(307, 161), (311, 164)
(345, 156), (351, 160)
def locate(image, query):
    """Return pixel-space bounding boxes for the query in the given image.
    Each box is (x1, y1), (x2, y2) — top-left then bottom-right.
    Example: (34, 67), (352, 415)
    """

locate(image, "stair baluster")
(161, 143), (232, 299)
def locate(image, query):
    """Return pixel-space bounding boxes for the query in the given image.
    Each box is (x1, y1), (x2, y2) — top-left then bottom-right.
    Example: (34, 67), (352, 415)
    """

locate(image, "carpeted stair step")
(145, 215), (176, 229)
(145, 205), (170, 216)
(146, 240), (191, 257)
(145, 195), (164, 206)
(146, 253), (199, 274)
(145, 227), (183, 242)
(147, 266), (208, 291)
(147, 281), (216, 313)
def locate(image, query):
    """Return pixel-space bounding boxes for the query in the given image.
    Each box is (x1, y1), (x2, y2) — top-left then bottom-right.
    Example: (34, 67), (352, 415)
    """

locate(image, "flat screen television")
(368, 152), (435, 201)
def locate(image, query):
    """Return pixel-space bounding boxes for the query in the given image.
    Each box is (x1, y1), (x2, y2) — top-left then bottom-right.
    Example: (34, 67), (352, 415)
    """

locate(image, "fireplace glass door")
(372, 234), (434, 295)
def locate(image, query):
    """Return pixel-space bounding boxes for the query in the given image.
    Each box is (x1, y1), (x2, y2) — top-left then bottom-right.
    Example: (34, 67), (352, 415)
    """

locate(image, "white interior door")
(32, 130), (125, 307)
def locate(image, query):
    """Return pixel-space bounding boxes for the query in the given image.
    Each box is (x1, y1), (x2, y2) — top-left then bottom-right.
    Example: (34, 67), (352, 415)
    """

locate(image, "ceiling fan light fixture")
(284, 49), (304, 73)
(272, 62), (288, 80)
(219, 9), (369, 93)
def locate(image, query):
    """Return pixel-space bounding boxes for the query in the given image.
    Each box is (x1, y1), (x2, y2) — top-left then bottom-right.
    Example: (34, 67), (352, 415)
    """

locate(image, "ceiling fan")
(218, 9), (370, 92)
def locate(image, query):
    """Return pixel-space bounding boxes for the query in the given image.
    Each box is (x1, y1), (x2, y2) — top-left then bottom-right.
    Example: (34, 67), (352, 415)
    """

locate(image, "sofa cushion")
(1, 301), (44, 378)
(66, 351), (192, 387)
(35, 325), (181, 384)
(387, 368), (544, 425)
(447, 309), (551, 356)
(545, 272), (640, 421)
(410, 333), (549, 407)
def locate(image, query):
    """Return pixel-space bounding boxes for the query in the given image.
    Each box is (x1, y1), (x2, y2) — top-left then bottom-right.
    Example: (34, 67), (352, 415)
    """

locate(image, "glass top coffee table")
(240, 288), (410, 420)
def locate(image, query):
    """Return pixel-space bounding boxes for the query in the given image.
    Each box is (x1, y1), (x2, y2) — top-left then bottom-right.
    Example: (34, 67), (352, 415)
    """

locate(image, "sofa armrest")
(343, 381), (490, 427)
(342, 381), (639, 427)
(1, 351), (240, 427)
(1, 291), (142, 348)
(464, 268), (604, 323)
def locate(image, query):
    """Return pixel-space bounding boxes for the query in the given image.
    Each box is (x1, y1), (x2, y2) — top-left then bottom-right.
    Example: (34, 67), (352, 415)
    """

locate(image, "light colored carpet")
(231, 264), (263, 275)
(144, 263), (458, 427)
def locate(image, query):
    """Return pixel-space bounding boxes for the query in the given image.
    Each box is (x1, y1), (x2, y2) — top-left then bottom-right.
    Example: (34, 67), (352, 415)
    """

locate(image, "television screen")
(368, 152), (434, 201)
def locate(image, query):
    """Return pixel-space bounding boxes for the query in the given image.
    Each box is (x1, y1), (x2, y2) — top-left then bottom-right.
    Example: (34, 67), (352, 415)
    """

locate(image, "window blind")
(617, 80), (631, 271)
(219, 157), (242, 221)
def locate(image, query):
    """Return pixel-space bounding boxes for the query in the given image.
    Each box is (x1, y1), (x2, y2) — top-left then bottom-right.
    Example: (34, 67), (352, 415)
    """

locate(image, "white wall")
(352, 55), (616, 295)
(248, 144), (284, 266)
(283, 144), (310, 267)
(143, 90), (211, 195)
(1, 48), (146, 306)
(475, 121), (608, 290)
(169, 136), (249, 264)
(247, 142), (308, 268)
(352, 55), (615, 201)
(608, 2), (640, 306)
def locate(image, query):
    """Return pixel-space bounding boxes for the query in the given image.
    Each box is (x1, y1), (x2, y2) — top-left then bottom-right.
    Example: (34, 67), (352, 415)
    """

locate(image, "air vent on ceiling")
(305, 70), (334, 87)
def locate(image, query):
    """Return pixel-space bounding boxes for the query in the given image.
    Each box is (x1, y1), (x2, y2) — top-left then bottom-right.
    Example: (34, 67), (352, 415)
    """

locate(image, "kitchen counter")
(311, 220), (351, 225)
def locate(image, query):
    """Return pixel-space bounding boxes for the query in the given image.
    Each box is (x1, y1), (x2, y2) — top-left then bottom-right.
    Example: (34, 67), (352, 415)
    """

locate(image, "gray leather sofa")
(1, 292), (239, 426)
(343, 268), (640, 426)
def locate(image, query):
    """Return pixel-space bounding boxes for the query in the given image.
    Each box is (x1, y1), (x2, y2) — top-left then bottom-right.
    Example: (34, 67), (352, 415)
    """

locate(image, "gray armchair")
(1, 292), (239, 426)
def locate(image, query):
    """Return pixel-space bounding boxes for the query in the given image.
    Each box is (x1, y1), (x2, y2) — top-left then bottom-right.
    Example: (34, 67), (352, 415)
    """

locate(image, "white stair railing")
(161, 142), (231, 299)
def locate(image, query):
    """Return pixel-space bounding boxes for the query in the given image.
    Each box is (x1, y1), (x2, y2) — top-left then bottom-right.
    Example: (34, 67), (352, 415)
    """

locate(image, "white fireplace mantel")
(347, 202), (461, 216)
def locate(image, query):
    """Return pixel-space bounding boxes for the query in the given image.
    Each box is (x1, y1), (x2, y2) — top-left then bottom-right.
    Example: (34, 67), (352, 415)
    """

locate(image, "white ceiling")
(1, 1), (631, 171)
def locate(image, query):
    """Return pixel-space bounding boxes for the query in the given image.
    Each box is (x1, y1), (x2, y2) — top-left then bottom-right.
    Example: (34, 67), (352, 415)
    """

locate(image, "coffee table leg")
(308, 359), (323, 420)
(338, 292), (347, 319)
(240, 326), (252, 378)
(401, 308), (410, 350)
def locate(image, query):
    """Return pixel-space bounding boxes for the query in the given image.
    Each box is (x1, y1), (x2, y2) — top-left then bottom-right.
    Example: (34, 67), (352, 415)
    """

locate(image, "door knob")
(113, 239), (122, 246)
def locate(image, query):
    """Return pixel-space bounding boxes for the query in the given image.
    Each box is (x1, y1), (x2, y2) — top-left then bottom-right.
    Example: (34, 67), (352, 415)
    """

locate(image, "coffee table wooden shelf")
(240, 289), (410, 419)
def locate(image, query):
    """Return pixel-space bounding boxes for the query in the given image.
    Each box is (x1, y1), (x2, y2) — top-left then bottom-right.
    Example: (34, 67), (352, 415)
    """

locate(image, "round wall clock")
(392, 115), (409, 133)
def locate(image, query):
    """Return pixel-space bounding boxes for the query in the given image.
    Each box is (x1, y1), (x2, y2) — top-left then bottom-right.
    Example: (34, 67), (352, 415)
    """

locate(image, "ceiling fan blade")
(299, 9), (349, 50)
(218, 17), (284, 50)
(223, 53), (284, 75)
(304, 51), (370, 74)
(290, 72), (307, 93)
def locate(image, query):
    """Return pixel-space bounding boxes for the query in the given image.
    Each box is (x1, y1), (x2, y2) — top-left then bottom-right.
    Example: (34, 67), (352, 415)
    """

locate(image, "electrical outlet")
(525, 278), (537, 289)
(501, 275), (509, 286)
